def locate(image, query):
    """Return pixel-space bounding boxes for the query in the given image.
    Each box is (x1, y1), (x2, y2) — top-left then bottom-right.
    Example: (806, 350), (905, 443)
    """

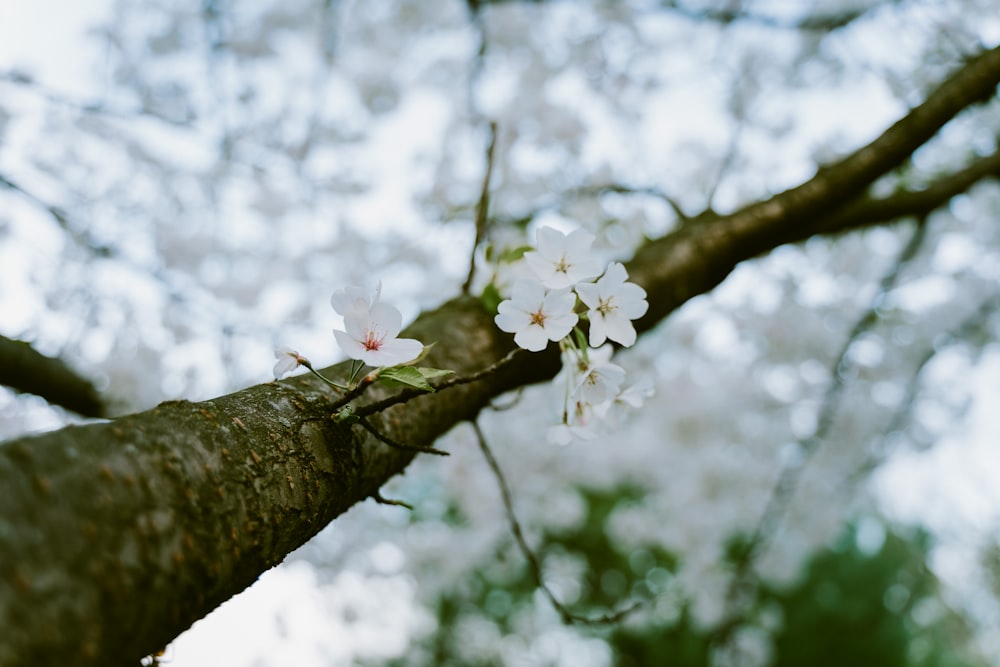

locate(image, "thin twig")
(372, 490), (414, 510)
(463, 121), (498, 294)
(471, 420), (642, 625)
(713, 218), (932, 645)
(357, 416), (450, 456)
(354, 348), (522, 418)
(750, 218), (928, 560)
(842, 291), (1000, 488)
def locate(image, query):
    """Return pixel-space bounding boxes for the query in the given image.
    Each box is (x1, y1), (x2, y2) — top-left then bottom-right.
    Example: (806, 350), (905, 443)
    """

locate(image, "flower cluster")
(274, 283), (424, 387)
(492, 226), (651, 443)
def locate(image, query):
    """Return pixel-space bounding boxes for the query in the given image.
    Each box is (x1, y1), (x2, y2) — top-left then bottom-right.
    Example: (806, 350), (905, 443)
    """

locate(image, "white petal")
(509, 280), (546, 307)
(587, 313), (608, 347)
(547, 424), (573, 446)
(370, 302), (403, 339)
(600, 262), (628, 286)
(368, 337), (423, 366)
(535, 226), (565, 259)
(514, 325), (549, 351)
(495, 303), (531, 334)
(273, 353), (299, 379)
(523, 251), (557, 285)
(543, 311), (578, 341)
(617, 296), (649, 320)
(330, 286), (368, 314)
(543, 287), (577, 316)
(333, 328), (367, 360)
(565, 228), (596, 256)
(603, 315), (637, 347)
(574, 282), (599, 309)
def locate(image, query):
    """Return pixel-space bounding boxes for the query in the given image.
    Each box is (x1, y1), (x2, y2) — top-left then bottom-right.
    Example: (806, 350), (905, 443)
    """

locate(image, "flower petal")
(602, 315), (637, 347)
(369, 301), (403, 339)
(333, 328), (367, 361)
(368, 337), (423, 366)
(587, 316), (609, 347)
(495, 303), (531, 334)
(514, 324), (549, 352)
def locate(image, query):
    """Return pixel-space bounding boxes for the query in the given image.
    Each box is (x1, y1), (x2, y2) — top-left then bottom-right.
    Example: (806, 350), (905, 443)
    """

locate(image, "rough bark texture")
(1, 44), (999, 667)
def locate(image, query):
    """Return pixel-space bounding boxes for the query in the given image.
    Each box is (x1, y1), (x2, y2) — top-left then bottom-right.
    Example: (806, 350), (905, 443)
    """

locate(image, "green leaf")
(416, 367), (453, 381)
(377, 366), (435, 392)
(498, 245), (533, 263)
(332, 405), (359, 424)
(481, 282), (503, 314)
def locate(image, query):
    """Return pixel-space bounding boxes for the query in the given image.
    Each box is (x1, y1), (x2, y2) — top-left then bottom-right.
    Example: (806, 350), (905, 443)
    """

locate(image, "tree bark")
(1, 44), (999, 667)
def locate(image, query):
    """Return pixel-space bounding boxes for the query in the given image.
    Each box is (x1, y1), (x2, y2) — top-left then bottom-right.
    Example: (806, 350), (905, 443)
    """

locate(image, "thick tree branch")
(0, 335), (105, 418)
(629, 44), (1000, 330)
(1, 44), (999, 666)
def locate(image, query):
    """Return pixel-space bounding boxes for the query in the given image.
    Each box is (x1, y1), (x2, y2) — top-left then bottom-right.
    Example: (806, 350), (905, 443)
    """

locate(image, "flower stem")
(304, 365), (348, 392)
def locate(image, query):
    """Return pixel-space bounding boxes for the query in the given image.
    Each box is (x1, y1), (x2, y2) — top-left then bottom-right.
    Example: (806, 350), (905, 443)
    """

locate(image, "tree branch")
(0, 335), (105, 418)
(1, 44), (999, 667)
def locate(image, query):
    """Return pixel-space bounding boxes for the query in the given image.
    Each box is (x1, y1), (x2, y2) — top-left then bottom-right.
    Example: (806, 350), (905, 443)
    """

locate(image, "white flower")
(524, 226), (603, 289)
(330, 284), (373, 316)
(273, 347), (309, 379)
(495, 281), (578, 352)
(547, 420), (598, 446)
(331, 285), (423, 367)
(570, 346), (626, 405)
(575, 262), (648, 347)
(614, 379), (654, 409)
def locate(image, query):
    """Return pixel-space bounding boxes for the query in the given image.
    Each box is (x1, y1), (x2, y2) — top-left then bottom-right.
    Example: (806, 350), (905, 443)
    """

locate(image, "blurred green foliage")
(383, 486), (985, 666)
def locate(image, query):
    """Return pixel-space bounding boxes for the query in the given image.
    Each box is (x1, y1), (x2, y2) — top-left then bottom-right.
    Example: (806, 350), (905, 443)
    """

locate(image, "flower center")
(555, 256), (570, 274)
(363, 330), (384, 351)
(597, 297), (616, 316)
(530, 309), (547, 326)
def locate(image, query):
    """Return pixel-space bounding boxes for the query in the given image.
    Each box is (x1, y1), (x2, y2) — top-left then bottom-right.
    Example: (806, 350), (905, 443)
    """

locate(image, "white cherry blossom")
(273, 347), (308, 379)
(331, 285), (423, 367)
(570, 345), (626, 405)
(524, 226), (603, 289)
(575, 262), (648, 347)
(495, 281), (578, 352)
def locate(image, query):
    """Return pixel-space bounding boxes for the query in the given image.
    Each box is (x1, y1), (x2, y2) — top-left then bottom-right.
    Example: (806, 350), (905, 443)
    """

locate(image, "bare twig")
(842, 292), (1000, 488)
(372, 490), (414, 510)
(463, 121), (498, 294)
(356, 416), (450, 456)
(713, 218), (931, 645)
(471, 420), (642, 625)
(354, 348), (522, 418)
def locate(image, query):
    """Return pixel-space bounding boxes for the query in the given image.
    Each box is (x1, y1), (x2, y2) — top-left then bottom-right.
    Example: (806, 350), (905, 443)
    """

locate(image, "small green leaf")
(407, 341), (435, 365)
(333, 405), (359, 424)
(378, 366), (435, 392)
(416, 367), (453, 381)
(481, 282), (503, 314)
(498, 245), (533, 263)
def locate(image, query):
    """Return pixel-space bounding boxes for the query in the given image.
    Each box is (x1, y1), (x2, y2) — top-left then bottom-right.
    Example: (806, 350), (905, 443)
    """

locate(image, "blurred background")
(2, 1), (1000, 665)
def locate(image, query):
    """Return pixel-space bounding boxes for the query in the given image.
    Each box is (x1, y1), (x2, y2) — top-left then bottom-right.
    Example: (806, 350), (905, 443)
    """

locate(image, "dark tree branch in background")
(816, 150), (1000, 234)
(655, 0), (891, 31)
(843, 292), (1000, 488)
(1, 43), (999, 667)
(0, 174), (115, 259)
(712, 217), (931, 648)
(0, 335), (105, 418)
(463, 121), (498, 293)
(467, 0), (885, 31)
